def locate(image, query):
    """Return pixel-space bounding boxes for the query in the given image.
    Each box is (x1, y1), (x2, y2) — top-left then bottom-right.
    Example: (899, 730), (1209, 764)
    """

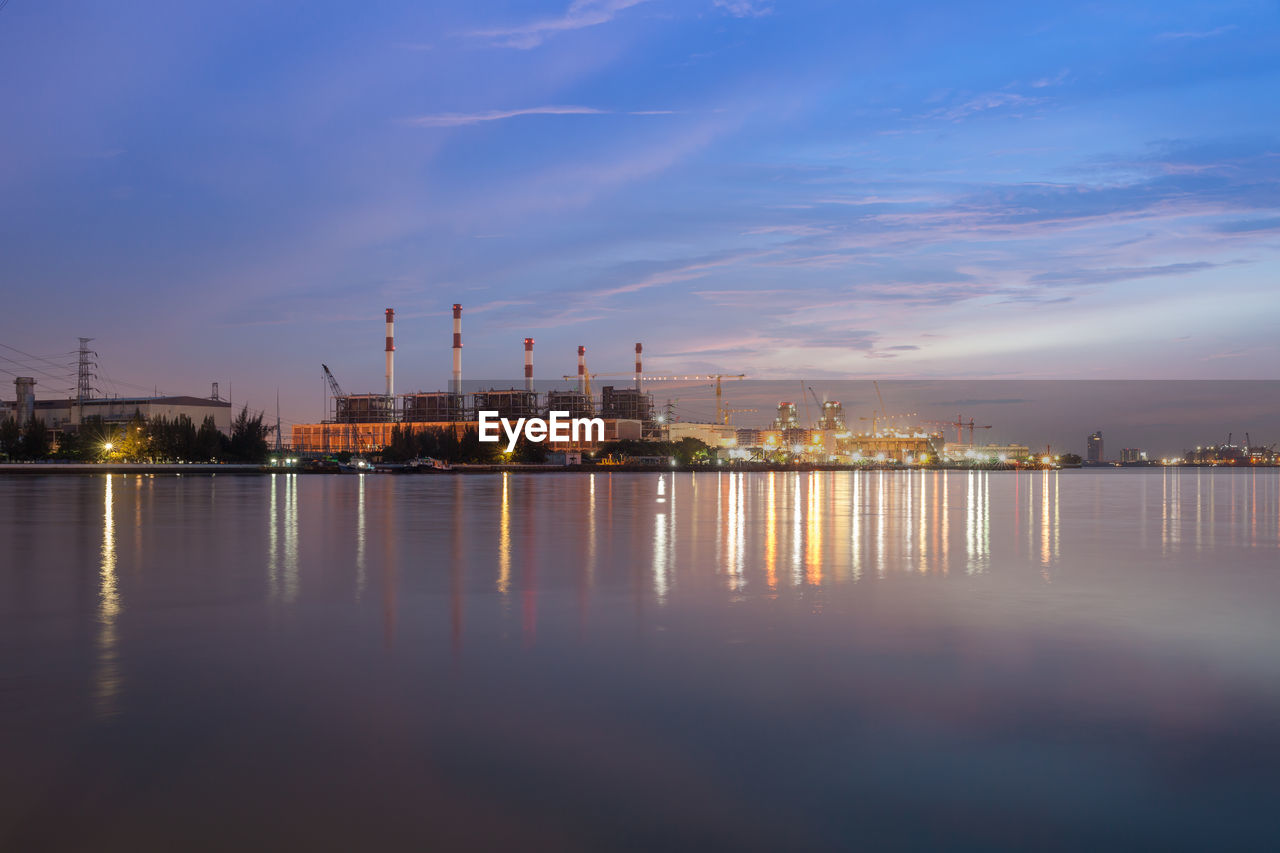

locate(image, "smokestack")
(635, 342), (643, 393)
(385, 308), (395, 398)
(14, 377), (36, 428)
(577, 346), (586, 396)
(524, 338), (534, 392)
(451, 303), (463, 395)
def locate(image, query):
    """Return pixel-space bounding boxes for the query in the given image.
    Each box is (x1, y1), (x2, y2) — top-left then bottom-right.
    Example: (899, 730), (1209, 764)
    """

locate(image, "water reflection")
(95, 474), (121, 719)
(653, 473), (674, 603)
(765, 473), (777, 590)
(267, 473), (300, 603)
(7, 467), (1280, 852)
(497, 473), (510, 595)
(77, 469), (1280, 671)
(805, 472), (822, 586)
(356, 472), (367, 600)
(476, 469), (1280, 599)
(965, 470), (990, 573)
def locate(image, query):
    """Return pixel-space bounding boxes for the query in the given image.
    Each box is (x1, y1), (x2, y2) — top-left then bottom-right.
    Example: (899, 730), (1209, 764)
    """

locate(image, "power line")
(0, 352), (75, 386)
(0, 342), (77, 371)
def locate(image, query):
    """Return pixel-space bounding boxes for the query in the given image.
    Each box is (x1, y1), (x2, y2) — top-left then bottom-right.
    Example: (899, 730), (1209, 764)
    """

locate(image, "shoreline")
(0, 462), (1272, 476)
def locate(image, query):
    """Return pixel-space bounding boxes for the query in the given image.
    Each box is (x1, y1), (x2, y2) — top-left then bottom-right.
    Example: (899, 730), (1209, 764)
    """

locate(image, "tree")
(671, 437), (713, 465)
(196, 415), (223, 461)
(227, 406), (272, 463)
(509, 435), (547, 464)
(116, 409), (151, 461)
(77, 416), (116, 461)
(53, 428), (84, 460)
(19, 418), (52, 460)
(0, 417), (21, 460)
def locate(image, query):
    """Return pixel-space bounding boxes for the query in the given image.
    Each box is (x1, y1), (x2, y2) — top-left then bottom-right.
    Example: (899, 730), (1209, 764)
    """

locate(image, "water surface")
(3, 470), (1279, 850)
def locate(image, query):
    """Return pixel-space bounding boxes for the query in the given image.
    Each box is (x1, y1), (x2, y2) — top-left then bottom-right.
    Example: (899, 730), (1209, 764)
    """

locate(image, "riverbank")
(0, 462), (265, 475)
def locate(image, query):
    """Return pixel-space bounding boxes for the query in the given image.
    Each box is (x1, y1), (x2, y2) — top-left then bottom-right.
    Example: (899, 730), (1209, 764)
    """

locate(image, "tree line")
(0, 406), (274, 463)
(381, 424), (532, 464)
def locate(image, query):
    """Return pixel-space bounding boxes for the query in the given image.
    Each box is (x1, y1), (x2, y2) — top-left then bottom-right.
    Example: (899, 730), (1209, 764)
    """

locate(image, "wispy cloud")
(468, 0), (649, 49)
(1030, 68), (1070, 88)
(404, 106), (677, 127)
(926, 92), (1043, 122)
(1031, 262), (1220, 287)
(404, 106), (605, 127)
(713, 0), (774, 17)
(1214, 216), (1280, 234)
(592, 250), (764, 299)
(1156, 25), (1237, 41)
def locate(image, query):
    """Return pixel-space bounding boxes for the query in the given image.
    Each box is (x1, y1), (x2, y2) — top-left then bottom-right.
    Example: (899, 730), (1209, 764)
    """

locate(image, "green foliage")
(147, 414), (199, 461)
(0, 410), (237, 463)
(76, 416), (115, 460)
(197, 415), (223, 460)
(227, 405), (273, 463)
(381, 425), (498, 464)
(0, 417), (20, 460)
(509, 436), (547, 464)
(20, 419), (52, 460)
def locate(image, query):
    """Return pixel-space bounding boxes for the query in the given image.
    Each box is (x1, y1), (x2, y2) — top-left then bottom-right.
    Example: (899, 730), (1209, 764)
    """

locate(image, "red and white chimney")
(577, 345), (586, 396)
(635, 342), (642, 393)
(524, 337), (534, 392)
(451, 303), (463, 395)
(385, 308), (395, 398)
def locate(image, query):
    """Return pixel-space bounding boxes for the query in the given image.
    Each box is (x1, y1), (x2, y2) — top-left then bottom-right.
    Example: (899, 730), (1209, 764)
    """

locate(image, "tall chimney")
(635, 342), (643, 393)
(385, 308), (395, 398)
(524, 338), (534, 392)
(451, 303), (463, 395)
(577, 346), (586, 396)
(14, 377), (36, 428)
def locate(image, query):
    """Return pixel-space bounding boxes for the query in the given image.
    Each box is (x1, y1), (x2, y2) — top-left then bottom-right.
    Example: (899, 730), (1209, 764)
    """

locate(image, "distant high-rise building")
(1121, 448), (1146, 464)
(1087, 431), (1104, 463)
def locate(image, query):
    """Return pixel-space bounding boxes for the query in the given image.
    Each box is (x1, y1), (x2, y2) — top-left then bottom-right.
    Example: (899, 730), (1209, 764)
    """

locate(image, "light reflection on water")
(3, 469), (1280, 850)
(94, 474), (120, 718)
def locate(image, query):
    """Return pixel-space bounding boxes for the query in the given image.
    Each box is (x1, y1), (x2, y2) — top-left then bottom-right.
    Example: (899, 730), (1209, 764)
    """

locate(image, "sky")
(1, 0), (1278, 430)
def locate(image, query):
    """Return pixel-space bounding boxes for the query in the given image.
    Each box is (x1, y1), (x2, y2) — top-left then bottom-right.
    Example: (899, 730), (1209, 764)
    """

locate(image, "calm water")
(3, 470), (1280, 850)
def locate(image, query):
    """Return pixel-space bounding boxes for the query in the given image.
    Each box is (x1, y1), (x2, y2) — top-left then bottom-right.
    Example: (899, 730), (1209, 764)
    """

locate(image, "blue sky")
(2, 0), (1278, 424)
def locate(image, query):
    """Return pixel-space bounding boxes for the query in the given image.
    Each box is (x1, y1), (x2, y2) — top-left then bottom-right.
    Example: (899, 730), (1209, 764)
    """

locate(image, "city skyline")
(2, 1), (1279, 428)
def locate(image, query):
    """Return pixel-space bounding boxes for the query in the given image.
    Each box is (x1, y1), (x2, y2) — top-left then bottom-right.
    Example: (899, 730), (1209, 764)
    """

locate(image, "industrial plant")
(291, 305), (659, 454)
(5, 312), (1275, 469)
(1, 338), (232, 437)
(287, 304), (1049, 465)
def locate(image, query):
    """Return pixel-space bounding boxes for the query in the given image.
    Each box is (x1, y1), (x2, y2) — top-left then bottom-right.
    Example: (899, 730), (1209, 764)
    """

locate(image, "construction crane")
(937, 414), (991, 445)
(562, 372), (746, 423)
(857, 380), (917, 434)
(322, 363), (345, 398)
(806, 386), (823, 428)
(322, 363), (346, 421)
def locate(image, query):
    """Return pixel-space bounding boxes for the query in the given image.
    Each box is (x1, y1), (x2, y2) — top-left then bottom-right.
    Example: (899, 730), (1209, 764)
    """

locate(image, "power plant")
(292, 305), (659, 453)
(291, 304), (1029, 464)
